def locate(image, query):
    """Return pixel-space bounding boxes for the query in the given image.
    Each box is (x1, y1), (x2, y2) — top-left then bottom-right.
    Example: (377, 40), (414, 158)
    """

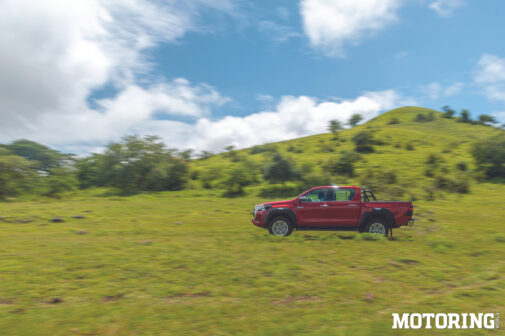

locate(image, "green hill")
(191, 106), (504, 200)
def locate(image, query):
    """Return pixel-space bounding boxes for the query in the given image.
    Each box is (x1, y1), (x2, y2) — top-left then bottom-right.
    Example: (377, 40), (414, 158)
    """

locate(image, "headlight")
(253, 204), (272, 216)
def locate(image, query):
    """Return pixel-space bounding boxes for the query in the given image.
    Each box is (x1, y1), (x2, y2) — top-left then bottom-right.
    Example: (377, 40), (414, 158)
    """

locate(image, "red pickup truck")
(252, 186), (414, 236)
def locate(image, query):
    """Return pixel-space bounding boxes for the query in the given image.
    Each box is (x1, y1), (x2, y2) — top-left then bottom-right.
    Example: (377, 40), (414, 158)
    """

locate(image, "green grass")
(1, 107), (504, 335)
(1, 186), (504, 335)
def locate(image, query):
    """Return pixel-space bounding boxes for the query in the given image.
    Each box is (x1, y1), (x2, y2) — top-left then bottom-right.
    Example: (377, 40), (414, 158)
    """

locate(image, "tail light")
(406, 206), (414, 216)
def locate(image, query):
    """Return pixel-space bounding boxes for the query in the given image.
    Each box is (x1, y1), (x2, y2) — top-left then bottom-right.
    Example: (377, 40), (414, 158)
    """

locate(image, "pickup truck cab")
(252, 186), (414, 236)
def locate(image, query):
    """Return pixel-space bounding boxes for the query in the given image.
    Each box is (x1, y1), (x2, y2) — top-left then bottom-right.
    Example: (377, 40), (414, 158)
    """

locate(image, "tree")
(7, 139), (68, 173)
(442, 105), (455, 118)
(348, 114), (363, 127)
(0, 155), (36, 199)
(478, 114), (498, 125)
(78, 135), (189, 192)
(460, 109), (471, 123)
(472, 136), (505, 179)
(263, 153), (299, 183)
(44, 167), (78, 197)
(328, 120), (343, 138)
(198, 151), (214, 160)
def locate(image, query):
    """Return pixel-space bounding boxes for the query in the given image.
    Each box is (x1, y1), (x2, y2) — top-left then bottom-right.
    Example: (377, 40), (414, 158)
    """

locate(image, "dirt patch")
(102, 294), (124, 302)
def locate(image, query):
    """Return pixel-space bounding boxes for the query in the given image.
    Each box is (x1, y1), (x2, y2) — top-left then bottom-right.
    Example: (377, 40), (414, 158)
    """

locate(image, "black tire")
(268, 216), (293, 237)
(364, 218), (389, 236)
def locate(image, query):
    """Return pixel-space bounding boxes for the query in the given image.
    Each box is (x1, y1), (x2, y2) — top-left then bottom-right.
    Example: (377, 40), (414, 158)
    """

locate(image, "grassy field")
(1, 107), (504, 335)
(1, 185), (504, 335)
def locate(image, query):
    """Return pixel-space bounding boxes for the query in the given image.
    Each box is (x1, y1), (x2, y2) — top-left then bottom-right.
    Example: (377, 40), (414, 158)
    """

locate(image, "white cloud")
(0, 0), (410, 154)
(422, 82), (464, 100)
(152, 90), (410, 152)
(300, 0), (403, 56)
(475, 54), (505, 102)
(429, 0), (463, 17)
(0, 0), (236, 150)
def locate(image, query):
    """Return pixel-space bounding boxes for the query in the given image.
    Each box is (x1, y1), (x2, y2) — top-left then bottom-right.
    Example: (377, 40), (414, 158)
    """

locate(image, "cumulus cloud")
(0, 0), (235, 150)
(152, 90), (410, 152)
(429, 0), (463, 17)
(0, 0), (408, 154)
(300, 0), (403, 56)
(422, 82), (464, 100)
(475, 54), (505, 102)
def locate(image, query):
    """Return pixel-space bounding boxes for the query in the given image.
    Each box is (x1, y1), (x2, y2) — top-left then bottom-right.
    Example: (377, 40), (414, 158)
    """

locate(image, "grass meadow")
(1, 184), (504, 335)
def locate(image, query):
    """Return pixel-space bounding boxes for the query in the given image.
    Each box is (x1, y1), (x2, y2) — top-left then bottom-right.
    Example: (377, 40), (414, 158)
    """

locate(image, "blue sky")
(1, 0), (505, 153)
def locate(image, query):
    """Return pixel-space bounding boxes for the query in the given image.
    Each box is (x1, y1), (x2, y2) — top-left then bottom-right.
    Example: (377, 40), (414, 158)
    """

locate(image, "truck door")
(326, 187), (361, 226)
(294, 188), (334, 226)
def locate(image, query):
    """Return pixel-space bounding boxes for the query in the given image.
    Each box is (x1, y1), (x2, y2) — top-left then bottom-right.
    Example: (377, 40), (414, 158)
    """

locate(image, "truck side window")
(331, 188), (356, 201)
(303, 188), (330, 202)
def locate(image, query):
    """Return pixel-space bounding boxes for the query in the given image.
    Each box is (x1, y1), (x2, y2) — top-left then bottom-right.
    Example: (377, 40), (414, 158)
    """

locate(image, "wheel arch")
(264, 208), (298, 229)
(359, 208), (396, 231)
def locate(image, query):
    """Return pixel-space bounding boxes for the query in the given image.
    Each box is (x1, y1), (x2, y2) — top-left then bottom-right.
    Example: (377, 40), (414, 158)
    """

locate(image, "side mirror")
(299, 196), (308, 203)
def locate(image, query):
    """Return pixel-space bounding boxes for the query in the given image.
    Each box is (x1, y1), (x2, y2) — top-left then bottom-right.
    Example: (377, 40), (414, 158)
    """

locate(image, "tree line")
(0, 109), (504, 200)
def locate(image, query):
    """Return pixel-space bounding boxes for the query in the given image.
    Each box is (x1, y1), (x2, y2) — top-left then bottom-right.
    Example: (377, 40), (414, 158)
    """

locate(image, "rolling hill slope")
(191, 106), (504, 199)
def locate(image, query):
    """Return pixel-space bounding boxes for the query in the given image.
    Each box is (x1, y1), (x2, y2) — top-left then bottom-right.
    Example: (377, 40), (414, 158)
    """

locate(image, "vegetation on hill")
(1, 106), (504, 201)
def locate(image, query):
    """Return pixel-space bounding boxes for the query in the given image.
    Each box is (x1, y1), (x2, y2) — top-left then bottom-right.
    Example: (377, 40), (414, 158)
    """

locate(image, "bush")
(352, 131), (376, 153)
(263, 154), (300, 183)
(433, 175), (470, 194)
(388, 118), (400, 125)
(494, 234), (505, 243)
(405, 143), (415, 151)
(472, 136), (505, 179)
(360, 168), (404, 199)
(325, 151), (361, 177)
(414, 112), (435, 122)
(456, 161), (468, 171)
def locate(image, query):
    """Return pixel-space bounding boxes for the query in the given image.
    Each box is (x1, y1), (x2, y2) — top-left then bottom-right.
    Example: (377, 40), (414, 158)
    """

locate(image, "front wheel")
(268, 217), (293, 237)
(365, 219), (389, 236)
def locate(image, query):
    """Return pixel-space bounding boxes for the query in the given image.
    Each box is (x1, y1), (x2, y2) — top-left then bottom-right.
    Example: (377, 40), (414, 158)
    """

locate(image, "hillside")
(191, 106), (504, 199)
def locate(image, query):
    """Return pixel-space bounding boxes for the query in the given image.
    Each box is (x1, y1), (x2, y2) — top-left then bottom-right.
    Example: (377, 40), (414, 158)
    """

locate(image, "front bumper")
(251, 210), (266, 228)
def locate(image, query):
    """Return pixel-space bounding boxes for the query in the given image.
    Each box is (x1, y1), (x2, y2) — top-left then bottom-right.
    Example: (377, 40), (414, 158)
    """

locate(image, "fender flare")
(264, 208), (298, 229)
(359, 208), (396, 231)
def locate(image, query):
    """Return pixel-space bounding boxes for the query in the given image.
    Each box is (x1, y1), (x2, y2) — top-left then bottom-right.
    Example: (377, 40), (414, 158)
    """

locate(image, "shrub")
(433, 175), (470, 194)
(405, 143), (415, 151)
(263, 154), (300, 183)
(249, 145), (271, 155)
(325, 151), (361, 177)
(456, 161), (468, 171)
(352, 131), (376, 153)
(494, 234), (505, 243)
(415, 112), (435, 122)
(472, 136), (505, 179)
(388, 118), (400, 125)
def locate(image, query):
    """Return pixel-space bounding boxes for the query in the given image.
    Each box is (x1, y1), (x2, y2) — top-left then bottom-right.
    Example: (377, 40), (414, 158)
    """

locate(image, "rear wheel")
(365, 218), (389, 236)
(268, 217), (293, 237)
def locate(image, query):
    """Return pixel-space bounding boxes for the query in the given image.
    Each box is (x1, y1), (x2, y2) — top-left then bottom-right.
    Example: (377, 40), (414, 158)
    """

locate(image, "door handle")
(320, 204), (329, 207)
(347, 204), (357, 207)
